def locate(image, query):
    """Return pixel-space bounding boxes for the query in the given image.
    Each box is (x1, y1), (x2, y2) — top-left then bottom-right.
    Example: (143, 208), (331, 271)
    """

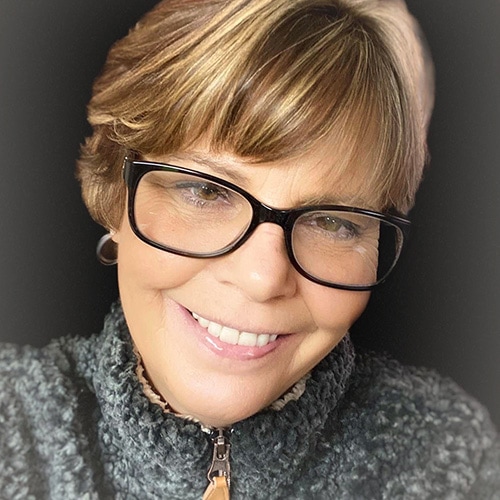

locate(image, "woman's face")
(113, 142), (373, 428)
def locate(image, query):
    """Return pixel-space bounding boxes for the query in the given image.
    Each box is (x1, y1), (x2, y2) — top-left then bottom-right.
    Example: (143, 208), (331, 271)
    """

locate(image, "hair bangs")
(99, 2), (392, 164)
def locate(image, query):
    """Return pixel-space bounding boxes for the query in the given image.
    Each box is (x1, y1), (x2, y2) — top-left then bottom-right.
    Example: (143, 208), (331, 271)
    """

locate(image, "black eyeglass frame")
(123, 158), (411, 291)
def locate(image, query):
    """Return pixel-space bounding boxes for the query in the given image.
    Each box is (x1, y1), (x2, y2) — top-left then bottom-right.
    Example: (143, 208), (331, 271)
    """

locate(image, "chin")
(165, 374), (287, 428)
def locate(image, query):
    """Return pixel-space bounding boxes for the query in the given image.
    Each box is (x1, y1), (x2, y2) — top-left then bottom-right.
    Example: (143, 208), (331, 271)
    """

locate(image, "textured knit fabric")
(0, 302), (499, 499)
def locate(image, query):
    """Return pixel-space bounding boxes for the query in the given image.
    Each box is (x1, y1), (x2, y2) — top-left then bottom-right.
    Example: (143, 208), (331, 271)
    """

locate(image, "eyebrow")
(170, 152), (249, 185)
(300, 193), (373, 208)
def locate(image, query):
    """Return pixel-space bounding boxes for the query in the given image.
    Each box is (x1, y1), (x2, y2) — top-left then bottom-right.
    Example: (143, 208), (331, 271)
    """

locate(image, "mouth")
(191, 312), (279, 348)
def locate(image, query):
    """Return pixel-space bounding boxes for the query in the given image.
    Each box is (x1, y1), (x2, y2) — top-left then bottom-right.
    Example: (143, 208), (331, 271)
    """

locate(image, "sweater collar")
(91, 302), (356, 497)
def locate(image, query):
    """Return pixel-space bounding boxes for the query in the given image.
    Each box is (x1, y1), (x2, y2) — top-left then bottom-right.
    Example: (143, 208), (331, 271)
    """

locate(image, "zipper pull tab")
(203, 428), (231, 500)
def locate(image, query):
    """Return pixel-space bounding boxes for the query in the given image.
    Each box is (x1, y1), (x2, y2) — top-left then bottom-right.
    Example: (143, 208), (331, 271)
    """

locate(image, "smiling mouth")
(191, 312), (279, 347)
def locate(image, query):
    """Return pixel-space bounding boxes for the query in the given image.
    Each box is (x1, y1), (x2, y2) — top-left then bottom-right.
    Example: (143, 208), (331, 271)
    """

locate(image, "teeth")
(192, 312), (279, 347)
(197, 316), (210, 328)
(238, 332), (257, 347)
(219, 326), (239, 345)
(207, 322), (222, 337)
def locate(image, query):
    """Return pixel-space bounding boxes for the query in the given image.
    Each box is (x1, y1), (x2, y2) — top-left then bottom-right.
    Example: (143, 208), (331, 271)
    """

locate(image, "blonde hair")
(77, 0), (434, 230)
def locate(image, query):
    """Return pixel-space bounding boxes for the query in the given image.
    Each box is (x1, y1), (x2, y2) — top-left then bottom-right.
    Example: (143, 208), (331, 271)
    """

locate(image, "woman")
(1, 0), (499, 498)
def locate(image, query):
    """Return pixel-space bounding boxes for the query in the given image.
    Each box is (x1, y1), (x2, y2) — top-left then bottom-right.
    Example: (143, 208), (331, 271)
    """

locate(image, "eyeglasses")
(123, 158), (410, 291)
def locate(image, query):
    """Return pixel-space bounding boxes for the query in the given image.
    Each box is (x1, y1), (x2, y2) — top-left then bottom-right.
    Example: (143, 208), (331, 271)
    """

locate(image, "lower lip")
(174, 302), (288, 361)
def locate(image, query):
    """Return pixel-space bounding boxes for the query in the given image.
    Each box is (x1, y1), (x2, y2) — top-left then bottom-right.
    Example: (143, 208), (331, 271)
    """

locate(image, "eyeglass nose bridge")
(239, 202), (295, 261)
(236, 202), (294, 250)
(245, 203), (296, 257)
(256, 203), (292, 229)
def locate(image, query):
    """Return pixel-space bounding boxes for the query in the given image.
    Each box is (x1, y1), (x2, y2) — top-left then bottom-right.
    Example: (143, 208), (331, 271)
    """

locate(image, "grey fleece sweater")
(0, 303), (499, 499)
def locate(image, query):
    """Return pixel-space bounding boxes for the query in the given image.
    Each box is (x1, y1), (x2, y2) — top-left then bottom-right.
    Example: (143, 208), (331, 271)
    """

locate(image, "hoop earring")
(96, 233), (117, 265)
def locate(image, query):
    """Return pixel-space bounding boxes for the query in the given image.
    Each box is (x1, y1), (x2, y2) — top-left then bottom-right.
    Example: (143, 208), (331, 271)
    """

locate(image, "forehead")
(148, 134), (384, 210)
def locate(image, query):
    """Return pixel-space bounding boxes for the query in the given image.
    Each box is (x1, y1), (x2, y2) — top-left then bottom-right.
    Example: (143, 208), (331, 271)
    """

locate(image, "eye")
(317, 215), (345, 232)
(190, 183), (227, 202)
(321, 216), (357, 238)
(174, 180), (233, 207)
(300, 212), (362, 242)
(302, 213), (359, 240)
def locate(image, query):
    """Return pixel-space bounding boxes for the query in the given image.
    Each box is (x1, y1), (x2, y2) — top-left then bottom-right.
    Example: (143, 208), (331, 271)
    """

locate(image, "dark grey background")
(1, 1), (499, 427)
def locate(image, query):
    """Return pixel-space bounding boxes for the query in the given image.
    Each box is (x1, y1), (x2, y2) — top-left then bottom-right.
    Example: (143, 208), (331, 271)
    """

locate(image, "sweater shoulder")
(0, 335), (99, 498)
(0, 334), (99, 430)
(349, 350), (494, 429)
(329, 350), (500, 497)
(0, 334), (96, 386)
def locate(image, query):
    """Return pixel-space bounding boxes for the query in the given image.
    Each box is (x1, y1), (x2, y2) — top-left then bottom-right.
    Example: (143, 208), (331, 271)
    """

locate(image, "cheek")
(116, 220), (206, 295)
(115, 223), (208, 354)
(301, 281), (370, 334)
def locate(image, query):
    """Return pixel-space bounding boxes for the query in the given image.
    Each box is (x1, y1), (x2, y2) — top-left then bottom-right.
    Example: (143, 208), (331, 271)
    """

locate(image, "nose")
(215, 223), (297, 302)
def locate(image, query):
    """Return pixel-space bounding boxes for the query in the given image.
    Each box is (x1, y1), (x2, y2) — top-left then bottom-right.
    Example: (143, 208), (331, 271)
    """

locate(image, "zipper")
(203, 427), (232, 499)
(207, 428), (231, 487)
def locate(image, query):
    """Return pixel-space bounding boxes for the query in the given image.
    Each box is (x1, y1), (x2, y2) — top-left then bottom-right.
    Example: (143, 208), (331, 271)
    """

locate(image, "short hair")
(77, 0), (434, 231)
